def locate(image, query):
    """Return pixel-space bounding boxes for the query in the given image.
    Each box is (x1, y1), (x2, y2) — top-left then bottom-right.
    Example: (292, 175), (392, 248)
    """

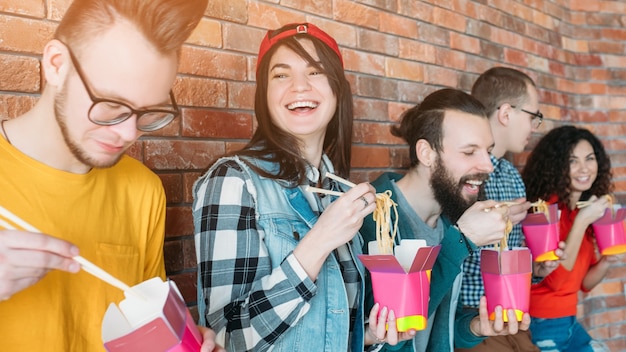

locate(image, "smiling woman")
(522, 126), (614, 352)
(192, 23), (396, 352)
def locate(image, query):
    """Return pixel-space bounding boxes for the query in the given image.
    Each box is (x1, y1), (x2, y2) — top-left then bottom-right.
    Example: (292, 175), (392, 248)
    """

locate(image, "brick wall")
(1, 0), (625, 349)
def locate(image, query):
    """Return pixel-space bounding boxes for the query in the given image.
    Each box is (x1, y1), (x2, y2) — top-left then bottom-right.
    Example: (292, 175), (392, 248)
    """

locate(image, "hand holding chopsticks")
(0, 205), (144, 300)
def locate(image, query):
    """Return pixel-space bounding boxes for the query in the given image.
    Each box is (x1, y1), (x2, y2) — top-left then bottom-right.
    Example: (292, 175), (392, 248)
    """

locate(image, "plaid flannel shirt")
(194, 156), (360, 351)
(459, 155), (526, 307)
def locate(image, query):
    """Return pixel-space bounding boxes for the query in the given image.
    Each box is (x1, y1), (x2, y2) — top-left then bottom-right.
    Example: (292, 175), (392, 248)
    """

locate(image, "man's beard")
(54, 86), (122, 169)
(430, 157), (488, 223)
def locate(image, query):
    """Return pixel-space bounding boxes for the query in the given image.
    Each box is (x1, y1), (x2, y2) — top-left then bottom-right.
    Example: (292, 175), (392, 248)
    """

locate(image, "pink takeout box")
(481, 248), (531, 322)
(102, 278), (202, 352)
(521, 204), (560, 262)
(358, 241), (441, 332)
(592, 208), (626, 256)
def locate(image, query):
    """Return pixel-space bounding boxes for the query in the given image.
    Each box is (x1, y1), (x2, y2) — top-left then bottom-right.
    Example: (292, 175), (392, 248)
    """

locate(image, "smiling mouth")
(286, 100), (319, 112)
(465, 179), (484, 190)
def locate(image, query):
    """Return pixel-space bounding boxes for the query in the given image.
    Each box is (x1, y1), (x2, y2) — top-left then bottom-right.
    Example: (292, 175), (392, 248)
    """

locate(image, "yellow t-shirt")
(0, 137), (166, 351)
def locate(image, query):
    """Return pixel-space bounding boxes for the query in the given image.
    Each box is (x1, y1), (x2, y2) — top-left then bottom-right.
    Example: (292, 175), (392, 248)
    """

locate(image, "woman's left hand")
(365, 303), (417, 346)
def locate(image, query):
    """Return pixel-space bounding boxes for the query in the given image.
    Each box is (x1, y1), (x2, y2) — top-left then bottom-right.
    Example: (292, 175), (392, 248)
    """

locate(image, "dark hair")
(522, 126), (613, 204)
(471, 67), (536, 117)
(54, 0), (207, 55)
(238, 23), (353, 183)
(392, 88), (488, 167)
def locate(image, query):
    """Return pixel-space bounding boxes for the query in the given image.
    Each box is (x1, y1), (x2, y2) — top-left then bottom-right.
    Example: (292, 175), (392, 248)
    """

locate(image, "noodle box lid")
(358, 240), (441, 332)
(102, 277), (202, 352)
(481, 247), (532, 275)
(592, 207), (626, 256)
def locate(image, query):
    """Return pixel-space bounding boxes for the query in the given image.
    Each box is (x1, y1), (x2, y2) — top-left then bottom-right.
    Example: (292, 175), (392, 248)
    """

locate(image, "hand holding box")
(359, 239), (441, 332)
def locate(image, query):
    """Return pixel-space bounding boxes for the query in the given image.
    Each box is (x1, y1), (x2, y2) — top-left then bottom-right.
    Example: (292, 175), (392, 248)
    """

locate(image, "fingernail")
(70, 246), (79, 256)
(69, 262), (80, 273)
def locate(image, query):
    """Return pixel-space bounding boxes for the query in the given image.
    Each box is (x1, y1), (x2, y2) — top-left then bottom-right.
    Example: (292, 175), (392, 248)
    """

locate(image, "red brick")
(358, 28), (398, 56)
(165, 206), (194, 237)
(182, 109), (253, 139)
(223, 23), (266, 55)
(281, 0), (332, 17)
(424, 65), (458, 87)
(386, 58), (424, 82)
(0, 94), (37, 118)
(353, 97), (389, 122)
(353, 121), (402, 145)
(48, 0), (72, 21)
(205, 0), (248, 23)
(183, 172), (203, 204)
(355, 75), (398, 100)
(450, 32), (481, 55)
(247, 2), (306, 30)
(399, 39), (436, 64)
(0, 54), (40, 92)
(398, 0), (434, 23)
(173, 76), (227, 108)
(351, 145), (390, 168)
(158, 173), (184, 204)
(0, 0), (44, 18)
(0, 15), (56, 54)
(435, 47), (466, 70)
(342, 48), (385, 76)
(186, 18), (222, 48)
(143, 140), (226, 170)
(334, 0), (380, 29)
(379, 12), (419, 38)
(433, 6), (466, 32)
(180, 46), (246, 80)
(227, 81), (256, 110)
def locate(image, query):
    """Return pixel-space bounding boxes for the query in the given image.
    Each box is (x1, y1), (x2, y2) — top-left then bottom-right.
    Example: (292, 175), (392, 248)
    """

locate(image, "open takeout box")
(358, 239), (441, 332)
(521, 203), (560, 262)
(481, 248), (531, 322)
(102, 277), (202, 352)
(592, 207), (626, 256)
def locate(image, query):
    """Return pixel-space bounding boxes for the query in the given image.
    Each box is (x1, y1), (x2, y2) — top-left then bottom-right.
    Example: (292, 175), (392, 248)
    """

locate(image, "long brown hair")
(238, 24), (353, 184)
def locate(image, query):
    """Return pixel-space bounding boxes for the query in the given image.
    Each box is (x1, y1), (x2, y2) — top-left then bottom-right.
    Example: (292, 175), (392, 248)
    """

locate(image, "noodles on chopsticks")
(373, 190), (398, 255)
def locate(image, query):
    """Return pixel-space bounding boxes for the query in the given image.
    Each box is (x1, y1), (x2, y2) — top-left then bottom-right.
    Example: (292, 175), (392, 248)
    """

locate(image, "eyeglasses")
(64, 44), (180, 132)
(498, 105), (543, 129)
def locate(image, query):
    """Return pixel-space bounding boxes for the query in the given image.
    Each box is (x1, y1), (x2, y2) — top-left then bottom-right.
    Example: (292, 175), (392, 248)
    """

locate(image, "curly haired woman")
(522, 125), (619, 352)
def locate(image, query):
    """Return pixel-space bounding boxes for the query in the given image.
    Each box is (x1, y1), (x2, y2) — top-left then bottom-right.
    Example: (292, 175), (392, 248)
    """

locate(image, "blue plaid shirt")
(459, 154), (526, 307)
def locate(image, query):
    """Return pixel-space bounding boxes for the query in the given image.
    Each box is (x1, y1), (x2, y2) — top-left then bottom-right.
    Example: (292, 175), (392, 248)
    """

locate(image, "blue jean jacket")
(209, 155), (366, 351)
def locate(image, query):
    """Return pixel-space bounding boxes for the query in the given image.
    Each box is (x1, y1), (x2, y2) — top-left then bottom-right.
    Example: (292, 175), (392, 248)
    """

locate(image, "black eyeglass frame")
(62, 42), (180, 132)
(498, 104), (543, 128)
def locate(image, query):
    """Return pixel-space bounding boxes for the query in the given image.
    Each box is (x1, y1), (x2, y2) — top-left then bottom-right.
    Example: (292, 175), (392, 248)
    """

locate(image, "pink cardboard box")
(481, 248), (532, 322)
(521, 204), (560, 262)
(102, 278), (202, 352)
(592, 208), (626, 256)
(359, 240), (441, 332)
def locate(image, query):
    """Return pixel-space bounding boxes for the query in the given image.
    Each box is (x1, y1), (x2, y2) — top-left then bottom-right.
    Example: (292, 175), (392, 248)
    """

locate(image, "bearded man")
(361, 88), (531, 352)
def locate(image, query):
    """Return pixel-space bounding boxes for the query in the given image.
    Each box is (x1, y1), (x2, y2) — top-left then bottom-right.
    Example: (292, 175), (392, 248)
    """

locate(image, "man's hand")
(0, 229), (79, 300)
(198, 326), (225, 352)
(469, 296), (530, 337)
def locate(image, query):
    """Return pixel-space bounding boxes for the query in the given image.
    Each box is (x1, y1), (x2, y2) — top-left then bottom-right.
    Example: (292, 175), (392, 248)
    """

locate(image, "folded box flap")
(408, 245), (441, 272)
(102, 278), (188, 344)
(481, 248), (532, 274)
(358, 254), (405, 273)
(594, 207), (626, 225)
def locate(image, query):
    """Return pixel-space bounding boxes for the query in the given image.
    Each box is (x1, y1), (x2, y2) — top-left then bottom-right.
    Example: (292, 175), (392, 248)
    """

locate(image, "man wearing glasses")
(0, 0), (222, 351)
(455, 67), (557, 351)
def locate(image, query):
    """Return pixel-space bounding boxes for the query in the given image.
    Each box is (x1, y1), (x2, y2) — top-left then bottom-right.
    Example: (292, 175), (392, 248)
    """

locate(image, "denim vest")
(231, 156), (366, 352)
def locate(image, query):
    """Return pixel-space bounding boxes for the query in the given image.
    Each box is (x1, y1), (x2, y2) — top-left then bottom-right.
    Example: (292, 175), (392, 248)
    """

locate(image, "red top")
(529, 196), (599, 318)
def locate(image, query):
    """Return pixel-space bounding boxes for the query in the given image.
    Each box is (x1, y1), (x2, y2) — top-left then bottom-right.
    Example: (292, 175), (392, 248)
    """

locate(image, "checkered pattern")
(460, 155), (526, 307)
(194, 157), (360, 351)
